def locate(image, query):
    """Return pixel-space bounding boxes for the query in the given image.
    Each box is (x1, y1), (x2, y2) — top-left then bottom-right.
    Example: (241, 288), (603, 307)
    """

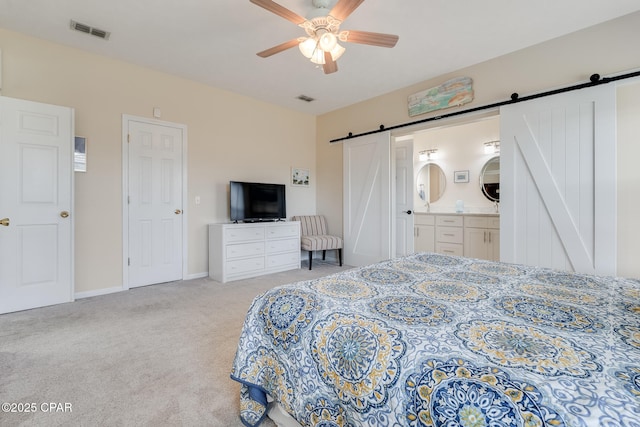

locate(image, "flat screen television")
(229, 181), (286, 223)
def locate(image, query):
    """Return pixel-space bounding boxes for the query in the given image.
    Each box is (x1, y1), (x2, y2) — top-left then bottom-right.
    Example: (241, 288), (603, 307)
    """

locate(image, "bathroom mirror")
(417, 163), (446, 203)
(480, 156), (500, 202)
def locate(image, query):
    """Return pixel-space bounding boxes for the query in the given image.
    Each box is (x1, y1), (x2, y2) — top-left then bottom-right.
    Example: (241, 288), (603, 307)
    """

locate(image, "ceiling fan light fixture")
(329, 43), (345, 61)
(299, 37), (317, 58)
(318, 31), (337, 51)
(310, 48), (326, 65)
(251, 0), (399, 74)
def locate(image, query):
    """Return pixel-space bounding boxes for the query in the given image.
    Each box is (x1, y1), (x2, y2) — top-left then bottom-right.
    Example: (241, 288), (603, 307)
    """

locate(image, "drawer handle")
(444, 233), (455, 237)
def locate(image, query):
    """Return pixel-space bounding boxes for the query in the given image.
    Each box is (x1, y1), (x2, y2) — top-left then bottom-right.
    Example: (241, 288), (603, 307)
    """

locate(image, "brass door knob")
(0, 218), (9, 226)
(175, 209), (182, 215)
(60, 211), (69, 218)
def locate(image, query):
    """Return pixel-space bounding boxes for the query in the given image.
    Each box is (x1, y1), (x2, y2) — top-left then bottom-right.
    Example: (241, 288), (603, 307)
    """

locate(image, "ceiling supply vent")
(297, 95), (315, 102)
(70, 20), (111, 40)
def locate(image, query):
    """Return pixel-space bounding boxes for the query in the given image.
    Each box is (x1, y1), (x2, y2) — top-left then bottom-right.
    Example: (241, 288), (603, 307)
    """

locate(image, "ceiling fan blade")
(340, 30), (398, 48)
(329, 0), (365, 22)
(323, 51), (338, 74)
(250, 0), (306, 25)
(257, 38), (301, 58)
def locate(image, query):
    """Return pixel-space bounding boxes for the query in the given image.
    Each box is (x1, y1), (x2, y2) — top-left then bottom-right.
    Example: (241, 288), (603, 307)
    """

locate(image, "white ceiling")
(1, 0), (639, 115)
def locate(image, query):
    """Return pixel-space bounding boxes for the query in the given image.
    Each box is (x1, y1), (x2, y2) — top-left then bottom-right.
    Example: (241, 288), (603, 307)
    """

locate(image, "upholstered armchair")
(292, 215), (343, 270)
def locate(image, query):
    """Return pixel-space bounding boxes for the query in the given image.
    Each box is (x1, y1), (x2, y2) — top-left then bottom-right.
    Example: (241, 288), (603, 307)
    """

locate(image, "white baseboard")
(75, 272), (209, 300)
(75, 286), (123, 300)
(185, 272), (209, 280)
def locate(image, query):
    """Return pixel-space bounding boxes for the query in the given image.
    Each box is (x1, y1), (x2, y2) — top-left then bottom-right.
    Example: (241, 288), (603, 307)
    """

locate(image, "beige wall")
(0, 28), (317, 293)
(316, 11), (640, 278)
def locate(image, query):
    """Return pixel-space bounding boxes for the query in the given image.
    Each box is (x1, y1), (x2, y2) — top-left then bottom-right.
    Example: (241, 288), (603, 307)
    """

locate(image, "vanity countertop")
(414, 211), (499, 217)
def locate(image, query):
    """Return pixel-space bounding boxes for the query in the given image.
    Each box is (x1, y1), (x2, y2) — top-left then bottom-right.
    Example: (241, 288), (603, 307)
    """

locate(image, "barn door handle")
(0, 218), (9, 226)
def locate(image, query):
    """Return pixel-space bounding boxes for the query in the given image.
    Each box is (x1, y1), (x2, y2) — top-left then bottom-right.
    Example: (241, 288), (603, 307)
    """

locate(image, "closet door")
(500, 85), (616, 275)
(343, 132), (392, 266)
(0, 96), (74, 314)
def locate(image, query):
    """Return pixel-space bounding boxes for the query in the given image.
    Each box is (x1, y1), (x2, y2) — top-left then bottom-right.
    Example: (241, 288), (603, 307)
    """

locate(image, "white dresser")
(209, 221), (300, 283)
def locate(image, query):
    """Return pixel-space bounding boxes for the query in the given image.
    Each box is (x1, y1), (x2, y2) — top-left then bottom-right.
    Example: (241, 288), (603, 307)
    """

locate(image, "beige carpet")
(0, 261), (348, 427)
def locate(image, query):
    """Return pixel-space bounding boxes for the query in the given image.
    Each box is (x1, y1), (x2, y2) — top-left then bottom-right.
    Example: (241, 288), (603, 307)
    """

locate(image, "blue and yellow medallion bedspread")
(230, 253), (640, 426)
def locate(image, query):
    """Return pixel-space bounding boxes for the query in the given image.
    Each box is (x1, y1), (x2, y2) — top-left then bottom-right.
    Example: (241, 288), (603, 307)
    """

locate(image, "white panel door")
(343, 132), (391, 266)
(394, 138), (414, 257)
(127, 119), (184, 287)
(500, 85), (616, 275)
(0, 96), (74, 314)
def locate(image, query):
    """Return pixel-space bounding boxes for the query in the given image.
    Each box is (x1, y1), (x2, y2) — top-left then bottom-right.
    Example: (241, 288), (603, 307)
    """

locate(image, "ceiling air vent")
(70, 20), (111, 40)
(297, 95), (315, 102)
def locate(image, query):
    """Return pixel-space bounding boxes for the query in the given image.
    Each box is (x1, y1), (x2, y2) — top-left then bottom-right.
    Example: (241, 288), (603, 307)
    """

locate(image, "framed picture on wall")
(454, 170), (469, 183)
(291, 167), (310, 187)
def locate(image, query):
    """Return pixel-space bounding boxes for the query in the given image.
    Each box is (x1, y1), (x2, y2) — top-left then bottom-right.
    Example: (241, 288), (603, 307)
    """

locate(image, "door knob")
(403, 210), (412, 215)
(175, 209), (182, 215)
(0, 218), (9, 226)
(60, 211), (69, 218)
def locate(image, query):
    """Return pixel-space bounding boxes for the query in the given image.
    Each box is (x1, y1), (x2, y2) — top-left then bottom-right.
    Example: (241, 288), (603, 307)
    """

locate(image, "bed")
(231, 253), (640, 426)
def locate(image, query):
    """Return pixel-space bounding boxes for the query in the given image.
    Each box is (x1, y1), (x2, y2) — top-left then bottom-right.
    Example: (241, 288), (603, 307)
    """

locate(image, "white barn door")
(343, 132), (392, 266)
(0, 96), (74, 314)
(500, 85), (616, 275)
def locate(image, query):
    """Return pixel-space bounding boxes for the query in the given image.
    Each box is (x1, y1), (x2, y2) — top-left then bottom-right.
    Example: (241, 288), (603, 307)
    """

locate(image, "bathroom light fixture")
(484, 140), (500, 154)
(419, 149), (439, 161)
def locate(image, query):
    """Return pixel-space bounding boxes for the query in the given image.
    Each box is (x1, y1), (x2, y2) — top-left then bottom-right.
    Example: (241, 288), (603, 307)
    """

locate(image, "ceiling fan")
(250, 0), (399, 74)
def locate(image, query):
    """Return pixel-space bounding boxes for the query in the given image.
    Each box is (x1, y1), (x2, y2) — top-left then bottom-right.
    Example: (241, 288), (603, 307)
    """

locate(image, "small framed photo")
(454, 170), (469, 183)
(291, 167), (310, 187)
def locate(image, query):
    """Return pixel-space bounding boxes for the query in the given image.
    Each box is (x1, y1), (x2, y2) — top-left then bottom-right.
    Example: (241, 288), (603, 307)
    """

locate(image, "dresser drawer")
(267, 252), (299, 269)
(225, 226), (265, 243)
(266, 238), (299, 254)
(436, 242), (464, 256)
(436, 226), (463, 244)
(226, 242), (265, 259)
(226, 257), (265, 275)
(436, 215), (463, 227)
(266, 223), (300, 239)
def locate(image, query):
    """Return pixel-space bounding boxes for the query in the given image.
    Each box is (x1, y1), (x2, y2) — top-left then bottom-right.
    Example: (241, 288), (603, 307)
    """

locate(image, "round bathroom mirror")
(480, 156), (500, 202)
(417, 163), (446, 203)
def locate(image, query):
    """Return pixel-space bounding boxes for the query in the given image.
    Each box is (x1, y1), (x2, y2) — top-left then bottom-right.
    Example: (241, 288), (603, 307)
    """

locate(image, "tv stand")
(209, 221), (301, 283)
